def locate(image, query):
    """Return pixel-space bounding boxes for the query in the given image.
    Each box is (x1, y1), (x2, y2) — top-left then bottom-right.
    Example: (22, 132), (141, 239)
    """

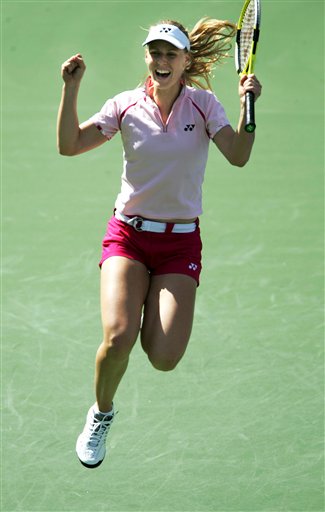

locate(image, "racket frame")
(235, 0), (261, 132)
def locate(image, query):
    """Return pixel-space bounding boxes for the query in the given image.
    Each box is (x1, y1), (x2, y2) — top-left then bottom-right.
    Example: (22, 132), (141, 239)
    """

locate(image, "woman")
(57, 18), (262, 468)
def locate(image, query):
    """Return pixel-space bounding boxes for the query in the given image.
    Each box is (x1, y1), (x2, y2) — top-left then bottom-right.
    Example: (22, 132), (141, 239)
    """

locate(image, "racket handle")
(245, 91), (256, 133)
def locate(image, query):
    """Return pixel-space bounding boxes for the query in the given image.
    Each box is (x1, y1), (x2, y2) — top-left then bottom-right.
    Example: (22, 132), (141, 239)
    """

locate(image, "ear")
(144, 48), (150, 65)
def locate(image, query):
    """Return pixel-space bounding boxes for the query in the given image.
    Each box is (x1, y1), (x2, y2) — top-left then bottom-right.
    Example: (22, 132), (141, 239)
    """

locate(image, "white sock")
(94, 403), (113, 416)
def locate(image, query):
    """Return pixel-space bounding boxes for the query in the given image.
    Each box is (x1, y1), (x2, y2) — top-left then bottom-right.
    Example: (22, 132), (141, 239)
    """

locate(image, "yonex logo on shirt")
(184, 124), (195, 131)
(188, 263), (198, 271)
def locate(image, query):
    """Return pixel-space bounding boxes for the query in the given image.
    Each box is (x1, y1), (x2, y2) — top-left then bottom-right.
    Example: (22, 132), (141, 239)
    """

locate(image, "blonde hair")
(151, 17), (236, 90)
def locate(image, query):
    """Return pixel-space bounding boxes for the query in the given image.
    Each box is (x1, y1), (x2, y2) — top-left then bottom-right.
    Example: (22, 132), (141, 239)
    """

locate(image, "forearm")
(230, 106), (255, 167)
(215, 74), (262, 167)
(57, 83), (81, 156)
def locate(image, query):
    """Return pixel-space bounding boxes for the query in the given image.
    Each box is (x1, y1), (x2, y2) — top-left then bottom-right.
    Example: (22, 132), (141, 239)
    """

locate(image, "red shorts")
(100, 215), (202, 285)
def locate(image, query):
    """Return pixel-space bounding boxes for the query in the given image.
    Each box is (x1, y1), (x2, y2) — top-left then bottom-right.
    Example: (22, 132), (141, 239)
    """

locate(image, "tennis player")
(57, 18), (262, 468)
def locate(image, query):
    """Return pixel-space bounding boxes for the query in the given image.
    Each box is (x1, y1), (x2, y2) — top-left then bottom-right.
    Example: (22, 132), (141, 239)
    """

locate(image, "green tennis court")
(2, 1), (324, 510)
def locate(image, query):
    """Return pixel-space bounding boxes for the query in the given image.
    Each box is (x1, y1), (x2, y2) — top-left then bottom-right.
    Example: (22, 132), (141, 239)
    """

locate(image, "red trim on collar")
(145, 76), (154, 99)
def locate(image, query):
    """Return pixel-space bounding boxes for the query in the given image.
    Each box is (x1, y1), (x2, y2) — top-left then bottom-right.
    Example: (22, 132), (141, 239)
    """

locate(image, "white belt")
(115, 211), (197, 233)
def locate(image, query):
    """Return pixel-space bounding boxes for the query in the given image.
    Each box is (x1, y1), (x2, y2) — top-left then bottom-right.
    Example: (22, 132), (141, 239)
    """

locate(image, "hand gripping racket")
(235, 0), (261, 132)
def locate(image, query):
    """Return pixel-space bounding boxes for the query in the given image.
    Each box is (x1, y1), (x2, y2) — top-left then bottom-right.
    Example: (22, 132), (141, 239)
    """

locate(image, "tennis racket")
(235, 0), (261, 132)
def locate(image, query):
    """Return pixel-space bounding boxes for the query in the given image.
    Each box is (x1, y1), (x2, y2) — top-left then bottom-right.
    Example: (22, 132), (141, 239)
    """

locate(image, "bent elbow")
(57, 144), (77, 157)
(59, 150), (75, 157)
(229, 156), (249, 168)
(235, 159), (249, 168)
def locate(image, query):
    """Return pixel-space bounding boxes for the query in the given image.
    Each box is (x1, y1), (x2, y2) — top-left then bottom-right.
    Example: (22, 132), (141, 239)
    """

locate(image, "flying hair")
(152, 17), (236, 90)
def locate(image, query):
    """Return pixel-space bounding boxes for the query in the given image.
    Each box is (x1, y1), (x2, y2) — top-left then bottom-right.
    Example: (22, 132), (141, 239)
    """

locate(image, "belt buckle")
(130, 216), (144, 232)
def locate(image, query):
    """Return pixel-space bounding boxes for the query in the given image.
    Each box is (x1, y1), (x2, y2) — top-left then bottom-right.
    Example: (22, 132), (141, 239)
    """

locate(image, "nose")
(156, 54), (169, 66)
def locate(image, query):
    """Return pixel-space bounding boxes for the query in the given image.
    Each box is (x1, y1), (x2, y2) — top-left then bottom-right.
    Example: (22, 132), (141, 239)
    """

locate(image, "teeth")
(156, 70), (170, 75)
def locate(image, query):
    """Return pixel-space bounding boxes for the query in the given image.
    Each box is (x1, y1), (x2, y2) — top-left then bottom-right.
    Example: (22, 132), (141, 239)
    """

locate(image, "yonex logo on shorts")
(188, 263), (198, 271)
(184, 124), (195, 131)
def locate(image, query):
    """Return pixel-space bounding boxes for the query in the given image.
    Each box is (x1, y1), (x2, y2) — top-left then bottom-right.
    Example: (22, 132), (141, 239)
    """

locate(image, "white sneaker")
(76, 404), (115, 468)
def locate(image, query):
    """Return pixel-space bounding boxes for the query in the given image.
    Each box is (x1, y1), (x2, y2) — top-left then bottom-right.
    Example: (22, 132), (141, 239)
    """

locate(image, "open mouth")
(155, 69), (171, 79)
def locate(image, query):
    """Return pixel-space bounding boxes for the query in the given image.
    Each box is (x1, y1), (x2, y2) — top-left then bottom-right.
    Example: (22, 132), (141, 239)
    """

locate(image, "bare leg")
(141, 274), (197, 371)
(96, 257), (150, 412)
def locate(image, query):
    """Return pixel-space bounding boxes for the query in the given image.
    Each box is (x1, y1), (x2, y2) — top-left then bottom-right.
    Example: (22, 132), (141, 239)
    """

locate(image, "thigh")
(140, 274), (197, 364)
(101, 256), (150, 347)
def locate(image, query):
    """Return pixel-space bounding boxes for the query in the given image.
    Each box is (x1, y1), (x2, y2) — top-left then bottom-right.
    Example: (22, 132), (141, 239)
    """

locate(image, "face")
(145, 40), (190, 92)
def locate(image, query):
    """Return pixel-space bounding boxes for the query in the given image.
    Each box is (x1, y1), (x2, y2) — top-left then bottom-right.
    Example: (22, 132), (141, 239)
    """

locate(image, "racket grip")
(245, 91), (256, 133)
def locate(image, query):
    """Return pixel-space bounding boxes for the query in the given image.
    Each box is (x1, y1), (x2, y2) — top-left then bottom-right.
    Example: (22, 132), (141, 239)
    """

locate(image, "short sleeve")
(205, 92), (230, 139)
(87, 98), (120, 141)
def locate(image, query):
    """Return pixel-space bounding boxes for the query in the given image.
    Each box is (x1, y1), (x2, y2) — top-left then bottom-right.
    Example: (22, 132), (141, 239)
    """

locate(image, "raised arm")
(213, 74), (262, 167)
(57, 54), (107, 156)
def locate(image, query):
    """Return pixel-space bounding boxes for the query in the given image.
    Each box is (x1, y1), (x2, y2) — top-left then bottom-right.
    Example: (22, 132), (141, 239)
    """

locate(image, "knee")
(148, 353), (181, 372)
(101, 328), (134, 361)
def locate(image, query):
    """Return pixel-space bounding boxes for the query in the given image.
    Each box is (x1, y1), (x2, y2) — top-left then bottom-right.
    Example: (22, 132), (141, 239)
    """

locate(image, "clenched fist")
(61, 53), (86, 85)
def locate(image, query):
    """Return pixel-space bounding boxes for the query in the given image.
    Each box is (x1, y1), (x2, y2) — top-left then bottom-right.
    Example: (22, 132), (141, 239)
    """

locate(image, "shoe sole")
(78, 457), (104, 469)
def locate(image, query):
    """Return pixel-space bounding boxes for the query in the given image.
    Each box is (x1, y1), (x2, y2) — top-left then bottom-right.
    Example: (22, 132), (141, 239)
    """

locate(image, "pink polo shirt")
(88, 83), (230, 220)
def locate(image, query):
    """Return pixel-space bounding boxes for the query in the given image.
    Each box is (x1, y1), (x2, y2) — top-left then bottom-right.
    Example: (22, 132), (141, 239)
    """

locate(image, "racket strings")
(240, 2), (255, 69)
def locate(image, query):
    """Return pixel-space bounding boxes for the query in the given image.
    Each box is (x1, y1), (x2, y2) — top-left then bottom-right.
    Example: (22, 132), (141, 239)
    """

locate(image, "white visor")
(142, 24), (190, 51)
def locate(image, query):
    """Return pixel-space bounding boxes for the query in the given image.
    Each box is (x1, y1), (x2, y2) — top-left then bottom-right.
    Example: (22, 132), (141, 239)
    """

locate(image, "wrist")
(62, 81), (81, 94)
